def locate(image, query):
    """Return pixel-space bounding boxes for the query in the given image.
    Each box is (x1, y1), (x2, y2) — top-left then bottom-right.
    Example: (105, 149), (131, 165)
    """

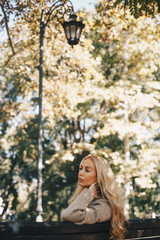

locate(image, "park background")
(0, 0), (160, 222)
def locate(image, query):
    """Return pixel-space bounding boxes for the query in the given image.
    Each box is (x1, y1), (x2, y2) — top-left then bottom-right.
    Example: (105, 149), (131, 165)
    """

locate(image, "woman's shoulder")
(88, 197), (112, 221)
(89, 197), (110, 208)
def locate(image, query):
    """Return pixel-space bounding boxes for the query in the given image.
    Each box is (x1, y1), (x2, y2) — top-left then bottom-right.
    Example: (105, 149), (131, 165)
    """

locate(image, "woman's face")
(78, 158), (97, 188)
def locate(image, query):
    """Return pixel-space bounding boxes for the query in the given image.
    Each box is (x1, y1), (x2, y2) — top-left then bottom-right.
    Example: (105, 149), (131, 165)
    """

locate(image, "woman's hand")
(89, 182), (100, 198)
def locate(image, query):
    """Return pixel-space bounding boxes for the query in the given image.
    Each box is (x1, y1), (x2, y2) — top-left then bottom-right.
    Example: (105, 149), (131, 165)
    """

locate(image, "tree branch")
(0, 201), (8, 220)
(0, 2), (15, 55)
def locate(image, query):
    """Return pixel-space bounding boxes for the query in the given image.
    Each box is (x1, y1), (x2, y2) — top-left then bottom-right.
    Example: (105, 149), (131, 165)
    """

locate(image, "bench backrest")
(0, 218), (160, 240)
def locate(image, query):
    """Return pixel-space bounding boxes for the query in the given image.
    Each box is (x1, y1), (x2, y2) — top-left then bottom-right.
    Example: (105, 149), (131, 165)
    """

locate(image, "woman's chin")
(78, 182), (90, 188)
(78, 182), (84, 187)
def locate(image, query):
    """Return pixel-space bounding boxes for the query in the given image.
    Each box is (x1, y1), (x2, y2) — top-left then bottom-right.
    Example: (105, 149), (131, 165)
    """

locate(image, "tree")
(0, 8), (103, 220)
(113, 0), (160, 18)
(1, 0), (160, 221)
(89, 1), (160, 217)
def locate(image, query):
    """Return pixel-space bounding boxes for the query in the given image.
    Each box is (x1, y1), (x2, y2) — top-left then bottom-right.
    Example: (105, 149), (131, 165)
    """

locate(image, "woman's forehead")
(80, 158), (95, 167)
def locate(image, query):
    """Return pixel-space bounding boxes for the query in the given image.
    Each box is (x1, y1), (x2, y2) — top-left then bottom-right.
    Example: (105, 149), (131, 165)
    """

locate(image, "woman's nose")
(79, 170), (83, 176)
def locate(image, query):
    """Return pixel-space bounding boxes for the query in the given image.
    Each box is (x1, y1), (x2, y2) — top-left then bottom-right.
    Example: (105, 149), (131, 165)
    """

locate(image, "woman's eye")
(86, 169), (90, 172)
(79, 167), (82, 170)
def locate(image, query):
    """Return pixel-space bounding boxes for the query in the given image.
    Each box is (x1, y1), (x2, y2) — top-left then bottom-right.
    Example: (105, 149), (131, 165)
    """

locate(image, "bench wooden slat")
(125, 219), (160, 230)
(125, 229), (160, 238)
(125, 237), (160, 240)
(11, 233), (110, 240)
(0, 222), (110, 235)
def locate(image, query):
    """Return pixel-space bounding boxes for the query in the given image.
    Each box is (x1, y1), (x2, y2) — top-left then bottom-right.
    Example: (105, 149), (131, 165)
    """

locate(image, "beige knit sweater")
(61, 188), (111, 225)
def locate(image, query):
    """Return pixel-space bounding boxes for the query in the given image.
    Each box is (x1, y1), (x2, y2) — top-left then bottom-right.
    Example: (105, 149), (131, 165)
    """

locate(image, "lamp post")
(36, 0), (84, 222)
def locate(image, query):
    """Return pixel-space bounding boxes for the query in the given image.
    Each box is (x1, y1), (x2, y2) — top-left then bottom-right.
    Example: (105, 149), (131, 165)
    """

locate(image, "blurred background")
(0, 0), (160, 222)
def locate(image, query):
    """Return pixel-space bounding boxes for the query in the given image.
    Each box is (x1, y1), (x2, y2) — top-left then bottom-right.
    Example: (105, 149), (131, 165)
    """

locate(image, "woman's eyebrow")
(79, 164), (93, 169)
(85, 166), (93, 169)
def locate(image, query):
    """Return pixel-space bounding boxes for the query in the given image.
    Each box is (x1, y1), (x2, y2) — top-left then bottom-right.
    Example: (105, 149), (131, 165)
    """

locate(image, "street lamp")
(63, 14), (85, 45)
(37, 0), (84, 222)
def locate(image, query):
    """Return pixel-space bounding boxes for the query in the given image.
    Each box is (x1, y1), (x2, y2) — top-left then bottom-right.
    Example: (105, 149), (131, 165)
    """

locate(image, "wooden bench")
(0, 219), (160, 240)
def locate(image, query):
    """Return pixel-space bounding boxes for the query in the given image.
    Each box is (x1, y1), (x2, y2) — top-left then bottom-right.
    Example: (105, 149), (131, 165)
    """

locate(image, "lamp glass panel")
(76, 25), (81, 39)
(65, 26), (70, 39)
(70, 25), (76, 40)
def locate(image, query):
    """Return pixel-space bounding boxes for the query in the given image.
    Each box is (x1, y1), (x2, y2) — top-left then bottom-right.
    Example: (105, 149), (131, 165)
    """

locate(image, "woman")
(61, 155), (126, 240)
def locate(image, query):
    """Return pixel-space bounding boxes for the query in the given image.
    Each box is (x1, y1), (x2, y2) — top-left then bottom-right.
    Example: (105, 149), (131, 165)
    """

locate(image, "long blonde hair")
(69, 155), (126, 240)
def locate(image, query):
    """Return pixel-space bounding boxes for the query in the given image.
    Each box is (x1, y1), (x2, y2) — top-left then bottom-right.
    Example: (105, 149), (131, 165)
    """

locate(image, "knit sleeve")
(60, 188), (111, 225)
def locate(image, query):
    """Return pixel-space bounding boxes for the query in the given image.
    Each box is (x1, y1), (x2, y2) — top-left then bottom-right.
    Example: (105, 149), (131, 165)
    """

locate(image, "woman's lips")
(78, 178), (84, 182)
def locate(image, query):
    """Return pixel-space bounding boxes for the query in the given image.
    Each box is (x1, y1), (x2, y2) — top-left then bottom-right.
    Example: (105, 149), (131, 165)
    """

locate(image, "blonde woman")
(61, 155), (126, 240)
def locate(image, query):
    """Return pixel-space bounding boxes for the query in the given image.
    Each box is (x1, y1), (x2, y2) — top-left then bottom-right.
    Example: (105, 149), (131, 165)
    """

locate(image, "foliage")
(0, 0), (160, 221)
(0, 1), (104, 220)
(90, 1), (160, 217)
(112, 0), (160, 18)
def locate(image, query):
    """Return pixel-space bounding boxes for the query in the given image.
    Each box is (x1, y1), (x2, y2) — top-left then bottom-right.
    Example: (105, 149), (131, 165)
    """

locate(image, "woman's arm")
(61, 188), (111, 225)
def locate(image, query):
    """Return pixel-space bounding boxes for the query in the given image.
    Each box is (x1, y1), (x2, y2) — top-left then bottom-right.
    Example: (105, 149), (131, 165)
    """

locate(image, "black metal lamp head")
(62, 14), (85, 46)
